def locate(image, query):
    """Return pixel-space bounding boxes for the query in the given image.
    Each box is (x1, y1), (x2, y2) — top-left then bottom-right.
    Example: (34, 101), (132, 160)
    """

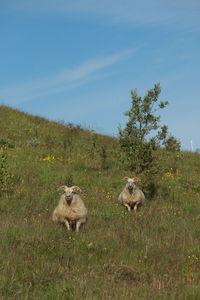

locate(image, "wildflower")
(164, 172), (174, 178)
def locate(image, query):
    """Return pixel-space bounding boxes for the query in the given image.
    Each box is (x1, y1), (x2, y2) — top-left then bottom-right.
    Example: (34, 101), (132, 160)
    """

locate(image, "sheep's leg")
(124, 204), (131, 211)
(134, 203), (138, 212)
(64, 219), (71, 231)
(75, 220), (82, 232)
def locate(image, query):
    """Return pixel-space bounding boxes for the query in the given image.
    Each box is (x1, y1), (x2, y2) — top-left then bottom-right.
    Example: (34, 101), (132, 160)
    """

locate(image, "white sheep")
(52, 185), (87, 232)
(118, 177), (145, 212)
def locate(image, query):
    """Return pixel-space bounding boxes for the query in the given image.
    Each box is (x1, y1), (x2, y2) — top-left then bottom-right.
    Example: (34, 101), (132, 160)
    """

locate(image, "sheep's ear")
(122, 177), (129, 180)
(57, 185), (67, 191)
(72, 186), (82, 193)
(133, 177), (140, 182)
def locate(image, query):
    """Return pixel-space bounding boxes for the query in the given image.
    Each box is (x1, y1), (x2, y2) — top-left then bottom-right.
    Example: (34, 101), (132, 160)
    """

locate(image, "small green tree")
(119, 83), (169, 174)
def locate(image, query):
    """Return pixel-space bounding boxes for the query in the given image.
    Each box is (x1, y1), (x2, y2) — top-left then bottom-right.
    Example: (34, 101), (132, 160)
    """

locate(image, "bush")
(0, 146), (14, 193)
(119, 83), (169, 174)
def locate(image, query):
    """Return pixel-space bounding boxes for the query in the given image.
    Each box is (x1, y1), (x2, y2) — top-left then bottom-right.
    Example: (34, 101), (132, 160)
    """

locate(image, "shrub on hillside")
(119, 83), (169, 174)
(0, 145), (14, 193)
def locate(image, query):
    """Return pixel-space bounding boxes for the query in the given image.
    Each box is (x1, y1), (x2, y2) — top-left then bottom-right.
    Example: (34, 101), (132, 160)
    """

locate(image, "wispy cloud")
(0, 49), (134, 105)
(4, 0), (200, 30)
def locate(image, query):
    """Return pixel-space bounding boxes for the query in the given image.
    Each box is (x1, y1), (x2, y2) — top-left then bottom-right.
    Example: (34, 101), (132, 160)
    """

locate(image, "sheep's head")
(58, 185), (82, 203)
(122, 177), (140, 192)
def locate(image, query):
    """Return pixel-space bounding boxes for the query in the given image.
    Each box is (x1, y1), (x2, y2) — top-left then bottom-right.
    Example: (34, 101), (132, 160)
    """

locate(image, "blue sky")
(0, 0), (200, 150)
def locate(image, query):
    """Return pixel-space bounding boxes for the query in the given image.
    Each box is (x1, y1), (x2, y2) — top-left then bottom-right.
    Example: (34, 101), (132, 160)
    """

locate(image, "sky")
(0, 0), (200, 150)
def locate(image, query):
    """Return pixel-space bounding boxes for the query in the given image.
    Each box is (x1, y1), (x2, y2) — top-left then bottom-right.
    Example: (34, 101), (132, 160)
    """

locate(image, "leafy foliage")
(119, 83), (178, 174)
(164, 135), (181, 152)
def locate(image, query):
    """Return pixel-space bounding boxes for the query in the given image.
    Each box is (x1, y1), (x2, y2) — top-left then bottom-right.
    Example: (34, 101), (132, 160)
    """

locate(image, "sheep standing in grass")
(118, 177), (145, 212)
(52, 185), (87, 232)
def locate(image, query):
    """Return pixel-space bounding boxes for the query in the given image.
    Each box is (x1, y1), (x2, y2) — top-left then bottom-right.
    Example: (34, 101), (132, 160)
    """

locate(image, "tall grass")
(0, 105), (199, 299)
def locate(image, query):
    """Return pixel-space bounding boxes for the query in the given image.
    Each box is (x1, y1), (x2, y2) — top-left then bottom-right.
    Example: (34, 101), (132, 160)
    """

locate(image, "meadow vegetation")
(0, 104), (200, 299)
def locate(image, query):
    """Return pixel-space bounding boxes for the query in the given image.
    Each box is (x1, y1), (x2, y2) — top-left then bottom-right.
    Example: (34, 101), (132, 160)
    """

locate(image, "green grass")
(0, 105), (200, 299)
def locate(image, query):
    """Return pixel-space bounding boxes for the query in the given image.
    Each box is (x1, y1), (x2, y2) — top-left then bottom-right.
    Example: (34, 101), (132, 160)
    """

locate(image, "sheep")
(52, 185), (87, 232)
(118, 177), (145, 212)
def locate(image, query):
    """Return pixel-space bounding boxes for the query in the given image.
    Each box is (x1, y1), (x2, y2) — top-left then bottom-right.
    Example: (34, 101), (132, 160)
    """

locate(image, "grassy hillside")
(0, 105), (200, 299)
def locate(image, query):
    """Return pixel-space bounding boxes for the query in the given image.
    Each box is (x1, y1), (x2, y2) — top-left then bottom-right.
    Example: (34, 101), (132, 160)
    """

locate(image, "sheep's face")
(126, 178), (137, 191)
(58, 185), (82, 204)
(122, 177), (140, 192)
(64, 187), (76, 202)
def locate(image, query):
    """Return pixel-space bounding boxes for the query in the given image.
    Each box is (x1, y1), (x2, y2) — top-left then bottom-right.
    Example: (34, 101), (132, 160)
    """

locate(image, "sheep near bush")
(118, 177), (146, 212)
